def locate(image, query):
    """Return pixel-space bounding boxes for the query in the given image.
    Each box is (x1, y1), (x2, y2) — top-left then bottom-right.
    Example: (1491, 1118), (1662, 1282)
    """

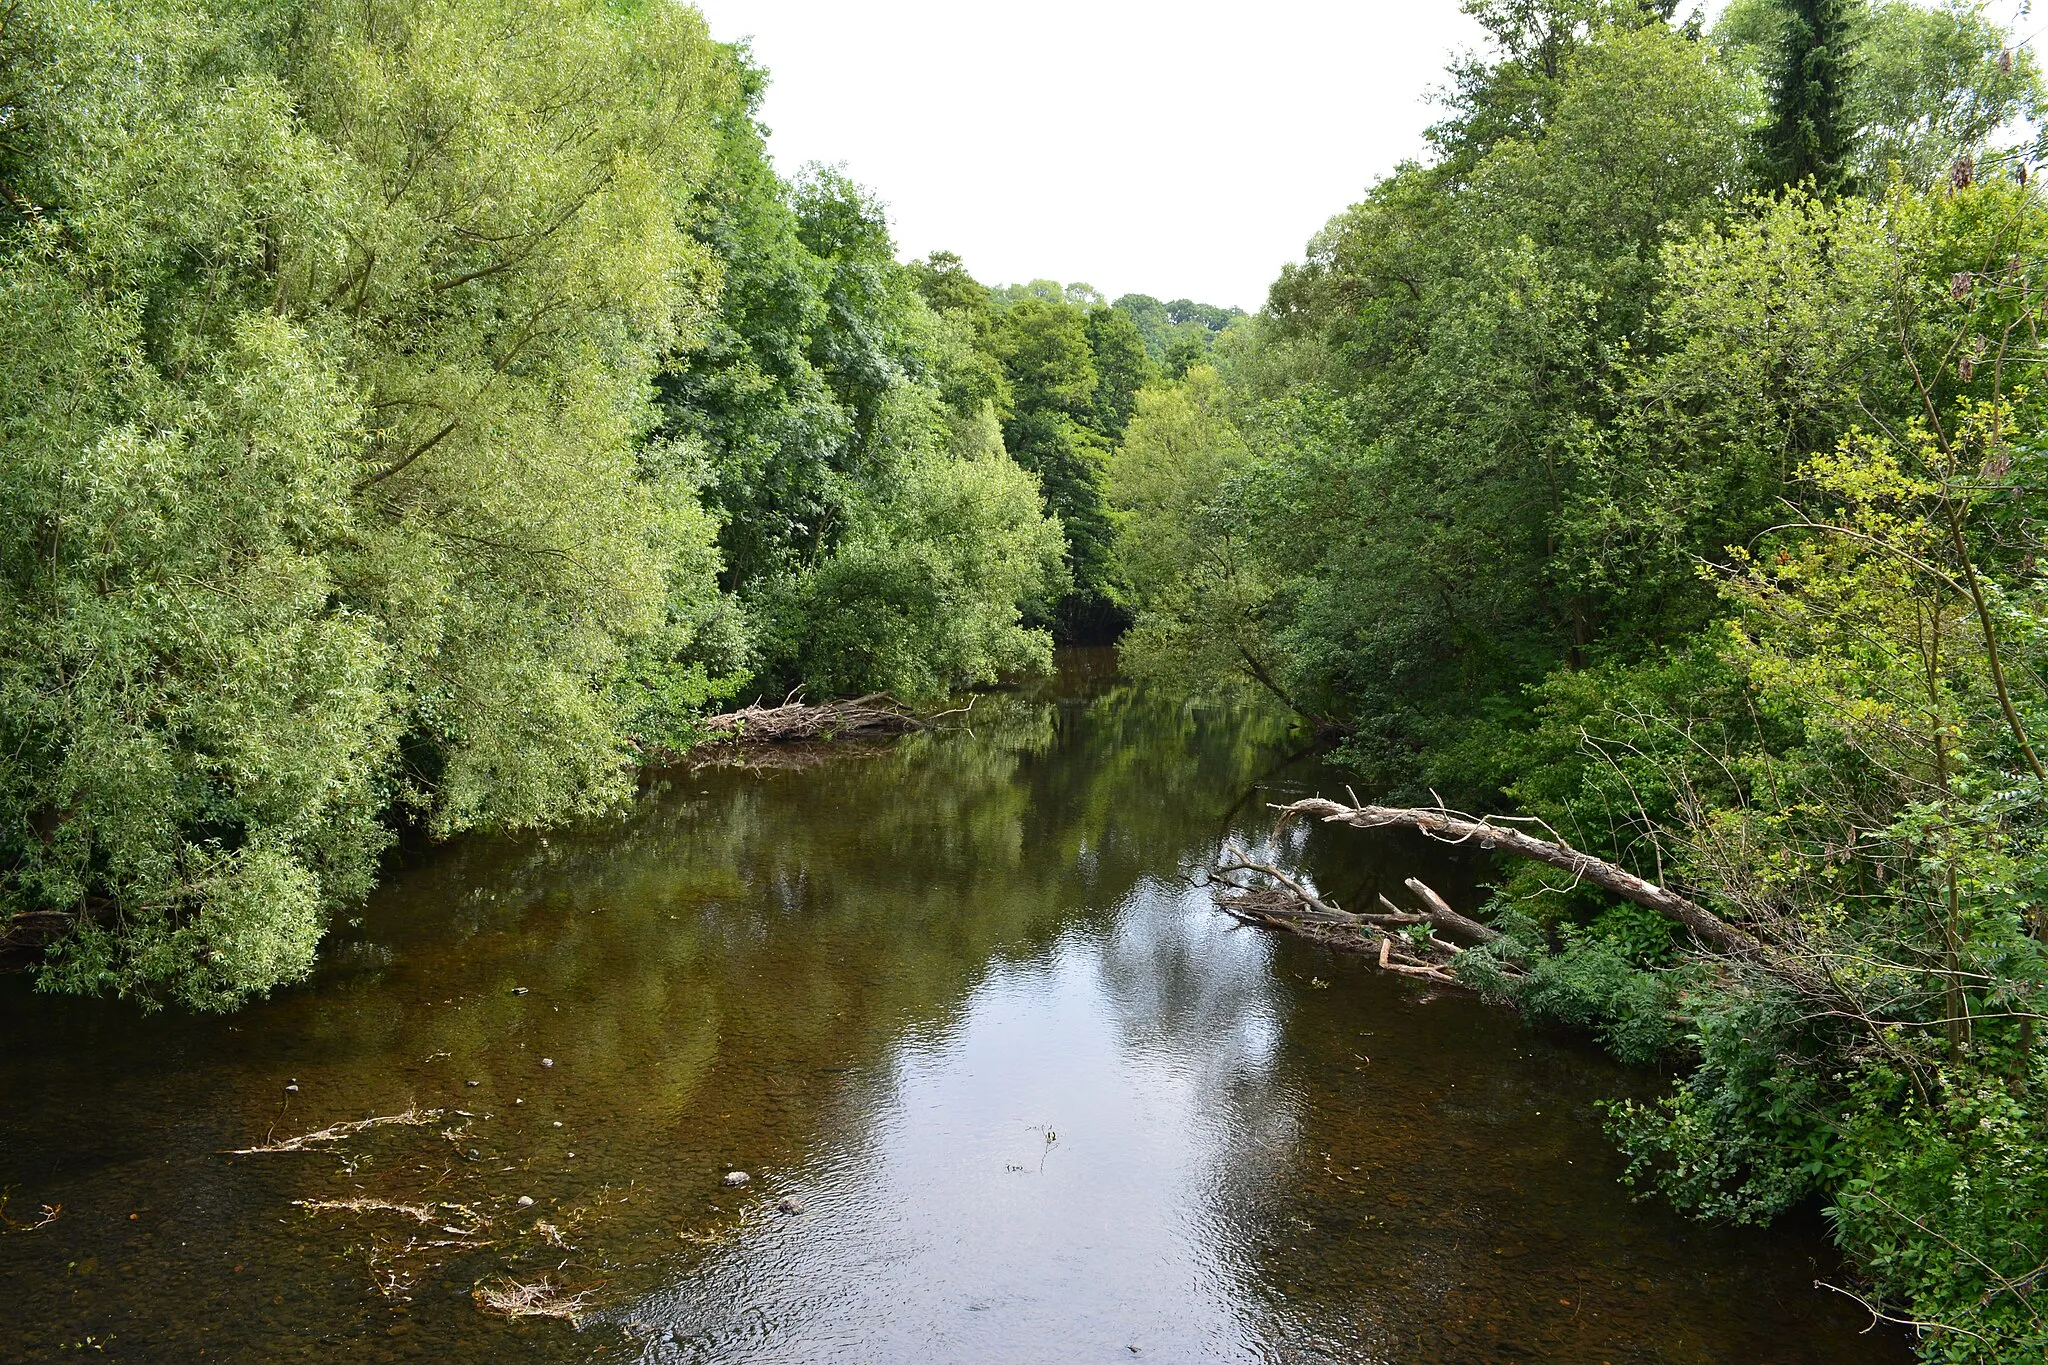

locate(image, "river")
(0, 651), (1907, 1363)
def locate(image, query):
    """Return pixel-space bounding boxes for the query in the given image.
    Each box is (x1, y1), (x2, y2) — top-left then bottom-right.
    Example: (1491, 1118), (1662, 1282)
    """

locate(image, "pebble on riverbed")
(540, 1057), (554, 1068)
(517, 1195), (535, 1207)
(722, 1170), (750, 1187)
(774, 1196), (804, 1216)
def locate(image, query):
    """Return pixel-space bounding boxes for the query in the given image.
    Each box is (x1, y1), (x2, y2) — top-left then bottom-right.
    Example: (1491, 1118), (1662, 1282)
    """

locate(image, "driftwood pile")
(678, 693), (945, 773)
(697, 693), (926, 744)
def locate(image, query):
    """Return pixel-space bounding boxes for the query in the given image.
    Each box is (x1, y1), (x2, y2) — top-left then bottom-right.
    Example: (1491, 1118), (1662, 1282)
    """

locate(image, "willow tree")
(0, 0), (736, 1008)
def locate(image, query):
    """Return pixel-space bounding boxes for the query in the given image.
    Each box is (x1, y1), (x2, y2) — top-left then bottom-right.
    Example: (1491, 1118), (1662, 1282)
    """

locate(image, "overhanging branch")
(1274, 797), (1761, 956)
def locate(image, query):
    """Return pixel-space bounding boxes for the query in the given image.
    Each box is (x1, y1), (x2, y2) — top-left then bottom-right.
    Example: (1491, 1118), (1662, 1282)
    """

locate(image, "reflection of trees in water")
(0, 663), (1304, 1361)
(0, 670), (1891, 1362)
(1167, 828), (1892, 1365)
(309, 674), (1303, 1296)
(612, 697), (1315, 1358)
(1088, 875), (1306, 1326)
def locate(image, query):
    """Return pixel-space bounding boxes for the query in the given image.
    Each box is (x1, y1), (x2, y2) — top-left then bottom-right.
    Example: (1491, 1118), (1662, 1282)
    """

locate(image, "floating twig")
(226, 1105), (443, 1154)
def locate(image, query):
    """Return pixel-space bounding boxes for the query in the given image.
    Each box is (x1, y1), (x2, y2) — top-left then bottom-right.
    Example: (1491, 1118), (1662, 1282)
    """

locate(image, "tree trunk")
(1404, 877), (1500, 945)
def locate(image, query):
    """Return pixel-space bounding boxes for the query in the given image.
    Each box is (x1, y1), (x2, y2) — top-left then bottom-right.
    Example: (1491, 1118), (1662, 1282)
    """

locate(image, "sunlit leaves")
(0, 0), (735, 1006)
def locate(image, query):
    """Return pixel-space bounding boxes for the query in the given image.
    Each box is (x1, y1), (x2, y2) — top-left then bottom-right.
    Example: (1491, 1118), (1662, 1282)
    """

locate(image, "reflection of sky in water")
(622, 877), (1300, 1363)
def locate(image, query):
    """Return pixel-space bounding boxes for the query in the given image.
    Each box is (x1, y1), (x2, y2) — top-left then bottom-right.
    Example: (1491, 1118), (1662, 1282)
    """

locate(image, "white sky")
(692, 2), (2034, 311)
(692, 1), (1493, 310)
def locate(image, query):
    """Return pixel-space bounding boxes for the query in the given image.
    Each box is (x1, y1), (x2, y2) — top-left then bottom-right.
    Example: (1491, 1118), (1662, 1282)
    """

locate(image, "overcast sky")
(692, 1), (1497, 310)
(692, 2), (2040, 311)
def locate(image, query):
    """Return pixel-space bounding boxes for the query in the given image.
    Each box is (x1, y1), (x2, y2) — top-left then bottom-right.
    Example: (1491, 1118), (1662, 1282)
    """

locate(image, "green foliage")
(1855, 0), (2042, 190)
(995, 296), (1101, 419)
(1111, 293), (1245, 377)
(1526, 193), (2048, 1354)
(1083, 305), (1157, 438)
(0, 0), (739, 1008)
(654, 66), (854, 590)
(988, 293), (1123, 637)
(1461, 894), (1681, 1066)
(882, 282), (1248, 641)
(1760, 0), (1866, 194)
(1108, 366), (1292, 711)
(647, 70), (1069, 701)
(1607, 985), (1850, 1222)
(1833, 1066), (2048, 1361)
(750, 402), (1067, 703)
(1116, 5), (2048, 1356)
(1152, 15), (1746, 793)
(1522, 939), (1679, 1065)
(1716, 0), (2042, 191)
(0, 0), (1071, 1009)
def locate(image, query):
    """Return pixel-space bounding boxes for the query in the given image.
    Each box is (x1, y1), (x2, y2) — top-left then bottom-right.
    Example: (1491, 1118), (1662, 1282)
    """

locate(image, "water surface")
(0, 653), (1907, 1362)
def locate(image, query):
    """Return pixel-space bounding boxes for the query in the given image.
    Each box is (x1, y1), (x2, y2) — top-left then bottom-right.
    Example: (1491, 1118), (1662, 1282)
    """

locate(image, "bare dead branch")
(227, 1106), (443, 1154)
(1276, 798), (1761, 955)
(1404, 877), (1500, 945)
(1200, 849), (1486, 984)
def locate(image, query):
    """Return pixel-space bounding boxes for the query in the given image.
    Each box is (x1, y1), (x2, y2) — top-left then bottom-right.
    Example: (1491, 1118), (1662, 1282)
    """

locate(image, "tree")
(752, 402), (1068, 702)
(1854, 0), (2041, 190)
(1504, 191), (2048, 1345)
(1, 0), (738, 1007)
(1109, 367), (1311, 722)
(652, 107), (1059, 703)
(1083, 305), (1157, 439)
(1109, 293), (1245, 374)
(1224, 21), (1748, 791)
(1719, 0), (2039, 192)
(989, 296), (1124, 635)
(1110, 293), (1171, 357)
(1428, 0), (1675, 176)
(655, 60), (850, 590)
(911, 250), (995, 318)
(1760, 0), (1865, 193)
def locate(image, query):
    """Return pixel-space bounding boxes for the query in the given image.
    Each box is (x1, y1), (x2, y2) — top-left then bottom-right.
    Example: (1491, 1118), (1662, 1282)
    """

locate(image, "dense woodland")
(5, 0), (2048, 1357)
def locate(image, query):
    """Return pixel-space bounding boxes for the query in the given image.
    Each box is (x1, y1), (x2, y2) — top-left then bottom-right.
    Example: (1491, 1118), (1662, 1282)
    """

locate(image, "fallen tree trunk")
(1403, 877), (1500, 946)
(1205, 846), (1472, 984)
(1275, 798), (1760, 956)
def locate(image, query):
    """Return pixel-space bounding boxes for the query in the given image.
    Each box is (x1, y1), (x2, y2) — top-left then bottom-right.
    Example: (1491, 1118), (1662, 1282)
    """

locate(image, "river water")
(0, 652), (1907, 1363)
